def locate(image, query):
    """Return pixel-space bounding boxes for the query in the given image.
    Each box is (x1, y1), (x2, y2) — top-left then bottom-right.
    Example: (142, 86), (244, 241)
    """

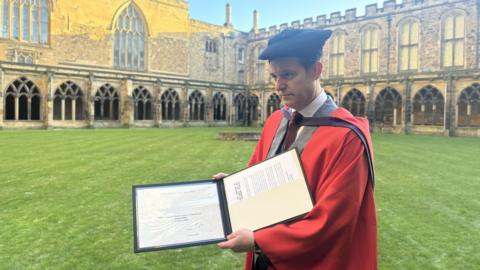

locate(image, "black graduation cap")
(258, 28), (333, 61)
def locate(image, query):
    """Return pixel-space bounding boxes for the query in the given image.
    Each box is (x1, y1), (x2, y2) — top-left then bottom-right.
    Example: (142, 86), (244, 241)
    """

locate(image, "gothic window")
(161, 89), (180, 121)
(188, 90), (205, 121)
(375, 87), (402, 125)
(0, 0), (49, 43)
(267, 93), (281, 116)
(361, 25), (379, 74)
(234, 93), (246, 122)
(132, 86), (153, 120)
(4, 77), (41, 120)
(399, 19), (419, 71)
(329, 31), (345, 76)
(248, 94), (259, 122)
(114, 3), (146, 70)
(342, 89), (366, 117)
(413, 86), (444, 126)
(442, 13), (465, 68)
(213, 92), (227, 121)
(53, 81), (85, 121)
(94, 84), (119, 120)
(205, 39), (217, 53)
(1, 0), (9, 38)
(458, 84), (480, 127)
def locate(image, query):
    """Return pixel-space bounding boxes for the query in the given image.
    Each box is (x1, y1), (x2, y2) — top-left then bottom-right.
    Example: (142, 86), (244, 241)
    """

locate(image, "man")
(214, 28), (377, 270)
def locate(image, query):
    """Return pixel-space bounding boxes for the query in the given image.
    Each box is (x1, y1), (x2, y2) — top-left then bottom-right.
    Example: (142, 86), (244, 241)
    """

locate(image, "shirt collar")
(281, 89), (328, 119)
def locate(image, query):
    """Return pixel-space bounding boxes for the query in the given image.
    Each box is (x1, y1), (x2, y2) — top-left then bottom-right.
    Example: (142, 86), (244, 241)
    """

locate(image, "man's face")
(269, 57), (320, 111)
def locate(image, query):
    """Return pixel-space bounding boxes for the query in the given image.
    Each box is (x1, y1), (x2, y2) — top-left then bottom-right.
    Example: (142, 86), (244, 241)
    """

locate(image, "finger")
(212, 172), (228, 180)
(217, 239), (234, 249)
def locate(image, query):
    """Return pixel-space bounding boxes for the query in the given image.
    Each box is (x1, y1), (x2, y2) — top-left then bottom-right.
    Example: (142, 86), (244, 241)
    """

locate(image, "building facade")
(1, 0), (480, 136)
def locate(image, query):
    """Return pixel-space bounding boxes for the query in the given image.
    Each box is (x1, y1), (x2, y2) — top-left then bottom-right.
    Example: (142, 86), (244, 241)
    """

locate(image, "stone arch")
(132, 86), (153, 120)
(458, 83), (480, 127)
(234, 93), (246, 122)
(4, 77), (42, 120)
(266, 92), (281, 117)
(375, 87), (402, 126)
(188, 90), (205, 121)
(213, 92), (227, 121)
(53, 81), (85, 120)
(342, 88), (366, 117)
(94, 84), (120, 120)
(248, 94), (259, 123)
(160, 88), (180, 121)
(413, 85), (444, 126)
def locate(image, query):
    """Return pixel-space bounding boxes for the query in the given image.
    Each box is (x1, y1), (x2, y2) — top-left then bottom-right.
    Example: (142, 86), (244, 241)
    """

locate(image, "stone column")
(181, 85), (189, 126)
(245, 88), (250, 126)
(261, 88), (266, 124)
(72, 100), (76, 121)
(154, 80), (162, 127)
(120, 79), (133, 128)
(230, 90), (235, 126)
(206, 86), (213, 126)
(87, 75), (95, 128)
(336, 83), (342, 106)
(445, 75), (456, 136)
(45, 72), (54, 128)
(403, 78), (412, 134)
(366, 80), (376, 131)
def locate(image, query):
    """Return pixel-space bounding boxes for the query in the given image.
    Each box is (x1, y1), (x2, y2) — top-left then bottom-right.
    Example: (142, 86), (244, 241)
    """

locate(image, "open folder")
(132, 149), (313, 253)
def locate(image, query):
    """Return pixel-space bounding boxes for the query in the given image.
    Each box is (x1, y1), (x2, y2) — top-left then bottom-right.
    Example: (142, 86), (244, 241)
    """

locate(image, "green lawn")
(0, 128), (479, 270)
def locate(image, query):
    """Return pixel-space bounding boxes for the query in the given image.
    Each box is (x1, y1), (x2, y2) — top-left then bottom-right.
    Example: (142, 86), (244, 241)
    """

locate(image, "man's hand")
(217, 229), (255, 252)
(212, 172), (229, 180)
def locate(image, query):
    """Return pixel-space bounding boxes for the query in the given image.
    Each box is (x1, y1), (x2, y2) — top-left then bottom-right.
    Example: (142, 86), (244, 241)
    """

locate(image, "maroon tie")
(283, 112), (303, 151)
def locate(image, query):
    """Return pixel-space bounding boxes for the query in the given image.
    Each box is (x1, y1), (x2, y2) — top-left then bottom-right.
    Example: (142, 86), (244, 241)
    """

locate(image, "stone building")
(1, 0), (479, 136)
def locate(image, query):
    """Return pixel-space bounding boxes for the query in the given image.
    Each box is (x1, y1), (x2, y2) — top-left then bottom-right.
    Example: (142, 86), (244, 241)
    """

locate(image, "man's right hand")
(212, 172), (228, 180)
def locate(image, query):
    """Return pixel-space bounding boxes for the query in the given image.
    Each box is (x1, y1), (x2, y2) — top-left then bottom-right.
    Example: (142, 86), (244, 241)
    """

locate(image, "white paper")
(135, 182), (225, 249)
(223, 150), (313, 231)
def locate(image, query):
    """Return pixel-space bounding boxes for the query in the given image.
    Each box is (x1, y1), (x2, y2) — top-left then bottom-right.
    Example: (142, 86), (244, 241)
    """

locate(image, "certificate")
(132, 149), (313, 252)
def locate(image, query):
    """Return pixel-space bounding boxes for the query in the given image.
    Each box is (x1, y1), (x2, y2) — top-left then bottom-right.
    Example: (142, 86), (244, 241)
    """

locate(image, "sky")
(188, 0), (390, 32)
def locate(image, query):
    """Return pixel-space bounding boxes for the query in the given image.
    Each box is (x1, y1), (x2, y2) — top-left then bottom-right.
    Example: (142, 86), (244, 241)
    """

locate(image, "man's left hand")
(217, 229), (254, 252)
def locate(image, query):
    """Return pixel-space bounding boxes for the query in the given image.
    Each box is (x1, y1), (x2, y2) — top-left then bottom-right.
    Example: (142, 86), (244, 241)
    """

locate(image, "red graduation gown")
(244, 108), (377, 270)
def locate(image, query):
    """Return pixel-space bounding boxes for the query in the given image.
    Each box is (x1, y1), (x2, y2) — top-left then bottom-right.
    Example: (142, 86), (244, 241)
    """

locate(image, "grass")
(0, 128), (479, 269)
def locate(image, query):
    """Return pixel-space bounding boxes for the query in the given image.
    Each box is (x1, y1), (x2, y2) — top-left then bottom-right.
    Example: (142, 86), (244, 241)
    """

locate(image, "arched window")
(160, 89), (180, 121)
(188, 90), (205, 121)
(330, 31), (345, 76)
(213, 92), (227, 121)
(94, 84), (119, 120)
(375, 87), (402, 125)
(342, 89), (366, 117)
(458, 84), (480, 127)
(53, 81), (85, 120)
(399, 19), (419, 71)
(4, 77), (41, 120)
(267, 93), (281, 116)
(0, 0), (49, 43)
(114, 3), (146, 70)
(234, 93), (246, 122)
(361, 25), (379, 74)
(413, 86), (444, 126)
(248, 94), (259, 122)
(442, 13), (465, 68)
(132, 86), (153, 120)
